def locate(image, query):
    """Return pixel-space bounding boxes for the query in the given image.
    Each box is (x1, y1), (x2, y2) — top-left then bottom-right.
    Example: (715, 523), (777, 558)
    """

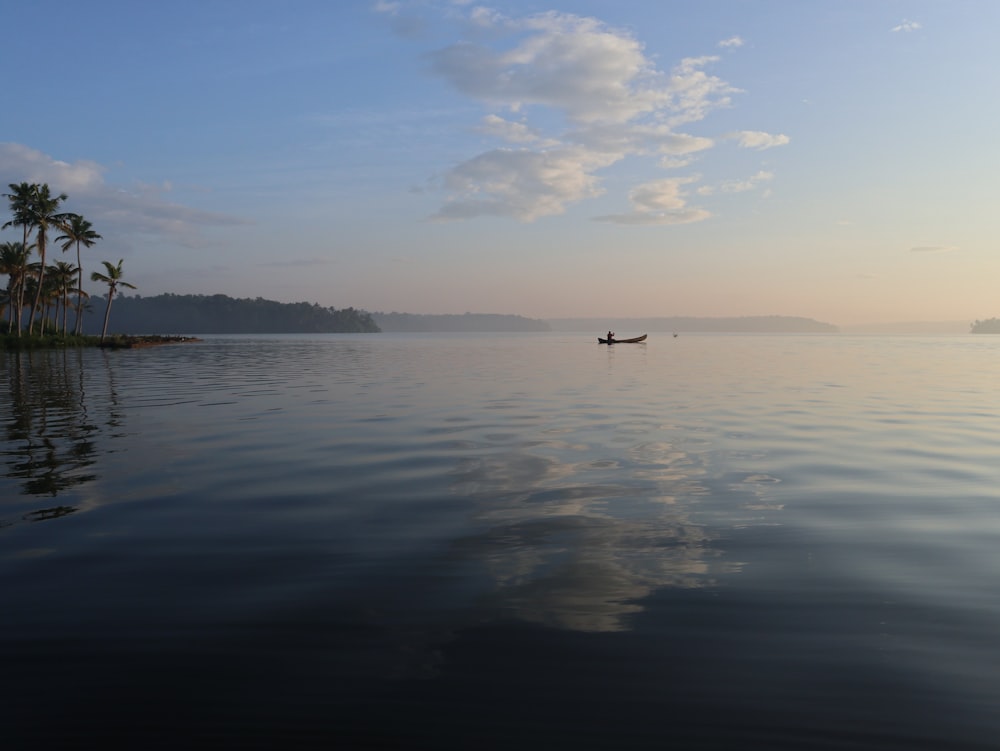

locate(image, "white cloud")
(0, 142), (248, 250)
(396, 6), (771, 223)
(730, 130), (790, 150)
(664, 56), (739, 127)
(569, 122), (713, 158)
(699, 170), (774, 195)
(477, 114), (556, 145)
(723, 172), (772, 194)
(594, 177), (710, 226)
(910, 245), (958, 254)
(433, 146), (614, 221)
(427, 12), (669, 125)
(891, 19), (921, 33)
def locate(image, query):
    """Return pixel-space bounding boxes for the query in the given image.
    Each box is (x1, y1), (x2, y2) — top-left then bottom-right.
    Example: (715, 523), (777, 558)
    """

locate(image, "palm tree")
(0, 241), (31, 333)
(23, 184), (71, 335)
(2, 183), (37, 337)
(49, 260), (78, 335)
(70, 288), (91, 334)
(57, 214), (102, 335)
(40, 266), (61, 333)
(91, 259), (136, 342)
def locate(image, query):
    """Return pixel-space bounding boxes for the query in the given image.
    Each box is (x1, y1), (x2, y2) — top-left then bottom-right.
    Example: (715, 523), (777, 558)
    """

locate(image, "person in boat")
(607, 330), (615, 343)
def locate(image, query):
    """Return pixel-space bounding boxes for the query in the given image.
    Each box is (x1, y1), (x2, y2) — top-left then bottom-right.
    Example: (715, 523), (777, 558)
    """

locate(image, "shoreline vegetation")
(970, 318), (1000, 334)
(1, 332), (200, 351)
(4, 180), (139, 344)
(75, 293), (380, 335)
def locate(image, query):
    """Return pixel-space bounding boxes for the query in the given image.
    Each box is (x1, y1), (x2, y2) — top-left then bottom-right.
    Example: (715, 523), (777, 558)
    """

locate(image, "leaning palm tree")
(0, 241), (31, 333)
(57, 214), (102, 335)
(91, 259), (136, 342)
(24, 184), (72, 335)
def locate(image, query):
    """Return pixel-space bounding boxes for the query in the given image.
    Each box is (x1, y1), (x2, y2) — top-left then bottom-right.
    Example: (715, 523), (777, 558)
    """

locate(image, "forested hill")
(80, 294), (380, 334)
(547, 316), (838, 333)
(373, 312), (550, 332)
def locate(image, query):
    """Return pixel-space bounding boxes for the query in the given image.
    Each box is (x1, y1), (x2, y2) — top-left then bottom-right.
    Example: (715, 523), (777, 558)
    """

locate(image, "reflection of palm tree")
(2, 350), (100, 504)
(57, 214), (102, 336)
(91, 259), (136, 343)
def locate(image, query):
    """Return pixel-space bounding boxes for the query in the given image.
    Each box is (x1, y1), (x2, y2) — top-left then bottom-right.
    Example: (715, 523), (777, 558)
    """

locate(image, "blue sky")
(4, 0), (999, 325)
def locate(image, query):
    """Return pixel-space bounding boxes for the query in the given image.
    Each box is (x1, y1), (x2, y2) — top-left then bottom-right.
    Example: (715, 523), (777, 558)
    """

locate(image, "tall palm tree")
(2, 183), (37, 337)
(23, 184), (71, 335)
(0, 241), (31, 333)
(57, 214), (102, 335)
(91, 259), (136, 342)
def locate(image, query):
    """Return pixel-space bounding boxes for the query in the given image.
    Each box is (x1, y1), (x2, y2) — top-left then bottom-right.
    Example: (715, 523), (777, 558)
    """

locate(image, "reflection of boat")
(598, 334), (647, 344)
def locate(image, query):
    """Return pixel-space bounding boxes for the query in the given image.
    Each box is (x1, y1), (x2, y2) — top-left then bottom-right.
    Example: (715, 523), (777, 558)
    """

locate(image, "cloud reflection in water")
(450, 439), (747, 632)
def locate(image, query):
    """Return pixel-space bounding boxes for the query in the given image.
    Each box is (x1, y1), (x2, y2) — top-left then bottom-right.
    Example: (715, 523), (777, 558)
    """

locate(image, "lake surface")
(3, 333), (1000, 749)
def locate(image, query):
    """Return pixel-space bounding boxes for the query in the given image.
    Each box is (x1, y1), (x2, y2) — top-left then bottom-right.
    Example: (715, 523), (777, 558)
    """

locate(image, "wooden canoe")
(598, 334), (647, 344)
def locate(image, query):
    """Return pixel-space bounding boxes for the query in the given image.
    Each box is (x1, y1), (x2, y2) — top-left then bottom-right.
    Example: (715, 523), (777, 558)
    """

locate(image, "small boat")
(598, 334), (647, 344)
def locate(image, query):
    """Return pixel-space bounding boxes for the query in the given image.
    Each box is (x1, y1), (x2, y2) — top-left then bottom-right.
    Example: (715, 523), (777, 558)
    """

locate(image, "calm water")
(3, 333), (1000, 749)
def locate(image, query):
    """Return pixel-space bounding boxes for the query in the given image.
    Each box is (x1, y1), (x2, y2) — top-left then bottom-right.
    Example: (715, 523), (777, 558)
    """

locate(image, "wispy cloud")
(258, 257), (333, 268)
(729, 130), (790, 150)
(719, 170), (774, 193)
(910, 245), (958, 254)
(891, 19), (922, 33)
(594, 177), (710, 226)
(384, 5), (773, 223)
(698, 170), (774, 196)
(476, 115), (558, 146)
(0, 142), (249, 250)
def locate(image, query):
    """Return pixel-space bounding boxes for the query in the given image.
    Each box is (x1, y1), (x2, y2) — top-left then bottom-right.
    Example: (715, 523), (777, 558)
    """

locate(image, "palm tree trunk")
(100, 291), (114, 343)
(16, 227), (27, 337)
(27, 240), (45, 335)
(74, 241), (84, 335)
(4, 280), (14, 333)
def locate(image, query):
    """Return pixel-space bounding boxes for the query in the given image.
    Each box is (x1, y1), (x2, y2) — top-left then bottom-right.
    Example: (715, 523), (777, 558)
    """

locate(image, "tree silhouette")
(90, 259), (136, 342)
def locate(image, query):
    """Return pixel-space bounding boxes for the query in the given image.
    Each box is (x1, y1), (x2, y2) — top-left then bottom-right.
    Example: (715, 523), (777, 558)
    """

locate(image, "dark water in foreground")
(3, 333), (1000, 749)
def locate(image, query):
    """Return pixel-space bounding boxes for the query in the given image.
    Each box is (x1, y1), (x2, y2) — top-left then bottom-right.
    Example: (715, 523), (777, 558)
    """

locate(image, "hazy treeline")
(547, 316), (839, 333)
(78, 293), (380, 334)
(373, 312), (550, 332)
(970, 318), (1000, 333)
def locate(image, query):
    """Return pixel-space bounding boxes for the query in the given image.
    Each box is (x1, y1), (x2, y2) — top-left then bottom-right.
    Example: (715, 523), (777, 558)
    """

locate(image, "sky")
(3, 0), (1000, 326)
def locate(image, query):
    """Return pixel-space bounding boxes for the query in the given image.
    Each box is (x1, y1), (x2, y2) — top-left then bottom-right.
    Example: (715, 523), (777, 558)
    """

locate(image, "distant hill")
(547, 316), (838, 333)
(81, 293), (380, 334)
(373, 312), (550, 332)
(970, 318), (1000, 334)
(842, 321), (970, 334)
